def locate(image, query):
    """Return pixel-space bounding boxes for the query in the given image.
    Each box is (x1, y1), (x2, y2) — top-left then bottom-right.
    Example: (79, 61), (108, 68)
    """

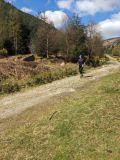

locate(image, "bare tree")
(36, 11), (55, 58)
(87, 22), (104, 58)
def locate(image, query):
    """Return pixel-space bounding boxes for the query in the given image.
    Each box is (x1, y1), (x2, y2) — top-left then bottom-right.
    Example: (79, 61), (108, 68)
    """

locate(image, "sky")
(5, 0), (120, 39)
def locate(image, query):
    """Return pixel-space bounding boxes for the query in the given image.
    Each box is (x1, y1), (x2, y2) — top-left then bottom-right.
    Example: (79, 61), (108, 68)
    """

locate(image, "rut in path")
(0, 61), (120, 119)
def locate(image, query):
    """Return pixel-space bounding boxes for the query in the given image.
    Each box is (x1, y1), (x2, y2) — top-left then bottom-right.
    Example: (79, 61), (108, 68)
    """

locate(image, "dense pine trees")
(0, 0), (43, 55)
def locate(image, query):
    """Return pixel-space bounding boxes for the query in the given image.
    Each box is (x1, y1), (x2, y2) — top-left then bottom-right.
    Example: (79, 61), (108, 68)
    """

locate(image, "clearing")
(0, 60), (120, 119)
(0, 59), (120, 160)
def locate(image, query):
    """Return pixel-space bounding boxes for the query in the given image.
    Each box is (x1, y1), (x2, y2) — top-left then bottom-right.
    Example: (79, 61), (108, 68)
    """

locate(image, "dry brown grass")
(0, 57), (50, 81)
(0, 55), (78, 95)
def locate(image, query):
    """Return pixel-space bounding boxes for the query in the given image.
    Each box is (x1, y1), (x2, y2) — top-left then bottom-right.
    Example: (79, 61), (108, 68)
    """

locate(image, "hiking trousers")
(79, 65), (83, 76)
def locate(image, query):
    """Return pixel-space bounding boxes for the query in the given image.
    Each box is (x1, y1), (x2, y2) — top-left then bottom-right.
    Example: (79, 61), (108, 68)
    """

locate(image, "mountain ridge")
(103, 37), (120, 46)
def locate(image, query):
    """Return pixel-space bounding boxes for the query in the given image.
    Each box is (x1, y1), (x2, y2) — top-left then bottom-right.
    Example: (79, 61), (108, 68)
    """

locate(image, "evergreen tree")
(65, 15), (87, 62)
(0, 0), (45, 55)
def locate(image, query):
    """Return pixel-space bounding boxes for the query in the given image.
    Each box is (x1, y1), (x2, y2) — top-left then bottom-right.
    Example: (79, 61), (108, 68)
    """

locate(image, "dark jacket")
(78, 58), (84, 67)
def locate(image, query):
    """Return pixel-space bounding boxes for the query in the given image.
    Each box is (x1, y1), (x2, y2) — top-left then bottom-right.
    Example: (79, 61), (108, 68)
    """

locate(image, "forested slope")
(0, 0), (48, 55)
(0, 0), (104, 61)
(104, 37), (120, 56)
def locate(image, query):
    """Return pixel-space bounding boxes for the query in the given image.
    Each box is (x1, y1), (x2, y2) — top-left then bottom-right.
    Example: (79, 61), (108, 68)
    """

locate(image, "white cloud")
(21, 7), (35, 14)
(56, 0), (120, 39)
(75, 0), (120, 16)
(57, 0), (120, 16)
(97, 12), (120, 39)
(57, 0), (74, 9)
(40, 11), (68, 28)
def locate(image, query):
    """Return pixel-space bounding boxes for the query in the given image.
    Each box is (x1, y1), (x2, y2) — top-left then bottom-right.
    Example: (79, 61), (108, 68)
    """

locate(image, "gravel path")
(0, 61), (120, 119)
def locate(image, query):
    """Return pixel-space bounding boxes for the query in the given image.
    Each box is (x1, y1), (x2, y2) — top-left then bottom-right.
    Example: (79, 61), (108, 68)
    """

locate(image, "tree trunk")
(15, 35), (18, 55)
(65, 38), (69, 63)
(46, 37), (49, 58)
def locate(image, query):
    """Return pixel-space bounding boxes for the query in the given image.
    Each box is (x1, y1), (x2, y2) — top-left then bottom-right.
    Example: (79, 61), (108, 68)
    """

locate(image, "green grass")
(0, 72), (120, 160)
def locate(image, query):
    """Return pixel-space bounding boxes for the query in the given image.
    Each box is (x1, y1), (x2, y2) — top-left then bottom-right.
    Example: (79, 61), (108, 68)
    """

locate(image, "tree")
(31, 25), (56, 58)
(64, 15), (87, 62)
(31, 12), (56, 58)
(92, 33), (104, 57)
(7, 9), (31, 55)
(112, 45), (120, 57)
(0, 0), (48, 55)
(86, 22), (104, 58)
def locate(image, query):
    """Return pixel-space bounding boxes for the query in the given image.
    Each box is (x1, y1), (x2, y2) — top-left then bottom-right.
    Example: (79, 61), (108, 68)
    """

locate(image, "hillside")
(103, 37), (120, 47)
(0, 0), (51, 55)
(104, 37), (120, 56)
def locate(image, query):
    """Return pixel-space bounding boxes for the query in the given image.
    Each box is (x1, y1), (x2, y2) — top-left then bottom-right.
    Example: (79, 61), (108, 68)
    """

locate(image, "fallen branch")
(49, 111), (58, 120)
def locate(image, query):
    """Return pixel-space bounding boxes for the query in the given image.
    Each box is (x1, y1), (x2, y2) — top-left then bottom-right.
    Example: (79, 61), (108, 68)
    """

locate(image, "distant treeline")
(0, 0), (104, 62)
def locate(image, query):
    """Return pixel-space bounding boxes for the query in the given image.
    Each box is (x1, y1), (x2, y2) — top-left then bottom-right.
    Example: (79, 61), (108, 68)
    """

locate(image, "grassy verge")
(0, 64), (78, 95)
(0, 55), (109, 95)
(0, 72), (120, 160)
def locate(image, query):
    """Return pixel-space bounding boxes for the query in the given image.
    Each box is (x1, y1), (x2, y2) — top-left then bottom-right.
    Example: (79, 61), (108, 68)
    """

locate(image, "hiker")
(78, 55), (84, 78)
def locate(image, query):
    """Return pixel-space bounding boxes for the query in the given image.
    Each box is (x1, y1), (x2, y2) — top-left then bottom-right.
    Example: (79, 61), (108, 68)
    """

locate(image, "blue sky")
(5, 0), (120, 39)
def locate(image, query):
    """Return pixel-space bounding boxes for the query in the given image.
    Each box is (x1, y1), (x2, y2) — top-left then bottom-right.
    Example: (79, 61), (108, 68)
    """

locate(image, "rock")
(60, 62), (65, 67)
(23, 55), (35, 62)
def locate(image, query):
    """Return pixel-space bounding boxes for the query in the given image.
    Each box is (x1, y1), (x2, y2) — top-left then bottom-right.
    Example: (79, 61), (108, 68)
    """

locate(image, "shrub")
(86, 56), (108, 67)
(0, 82), (21, 94)
(0, 65), (78, 94)
(27, 67), (78, 87)
(0, 48), (8, 56)
(116, 57), (120, 62)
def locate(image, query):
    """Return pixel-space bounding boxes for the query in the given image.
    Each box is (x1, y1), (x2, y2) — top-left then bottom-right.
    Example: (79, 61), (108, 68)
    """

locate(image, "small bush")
(116, 57), (120, 62)
(0, 82), (21, 94)
(0, 48), (8, 56)
(27, 67), (78, 87)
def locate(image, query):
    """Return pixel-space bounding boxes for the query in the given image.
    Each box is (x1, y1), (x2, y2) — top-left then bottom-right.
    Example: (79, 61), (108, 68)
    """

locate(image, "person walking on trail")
(78, 55), (84, 78)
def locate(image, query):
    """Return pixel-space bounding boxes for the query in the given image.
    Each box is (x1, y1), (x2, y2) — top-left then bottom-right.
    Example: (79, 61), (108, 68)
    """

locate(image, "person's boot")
(80, 74), (83, 78)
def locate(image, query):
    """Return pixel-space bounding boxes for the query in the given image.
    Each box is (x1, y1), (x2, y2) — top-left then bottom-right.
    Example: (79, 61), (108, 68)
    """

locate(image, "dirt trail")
(0, 61), (120, 119)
